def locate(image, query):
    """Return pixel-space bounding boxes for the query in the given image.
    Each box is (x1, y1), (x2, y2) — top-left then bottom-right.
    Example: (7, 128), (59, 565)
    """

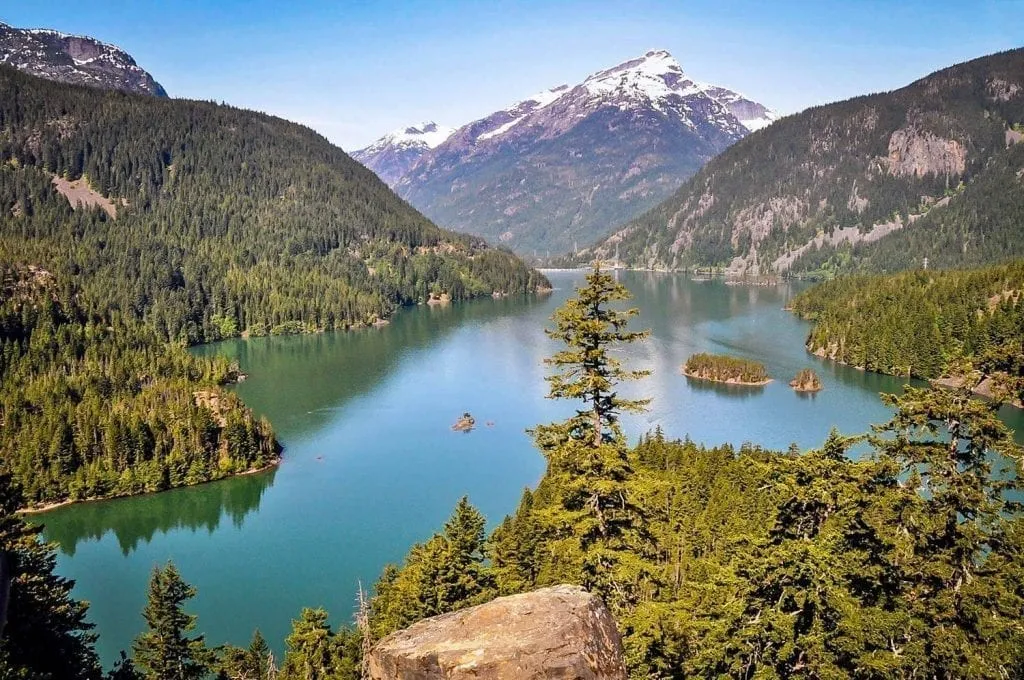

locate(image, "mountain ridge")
(0, 21), (167, 96)
(577, 48), (1024, 275)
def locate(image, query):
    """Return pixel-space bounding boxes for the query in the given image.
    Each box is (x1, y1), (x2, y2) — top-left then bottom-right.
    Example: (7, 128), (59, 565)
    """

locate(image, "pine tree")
(132, 562), (212, 680)
(0, 471), (102, 680)
(869, 377), (1024, 676)
(531, 265), (653, 612)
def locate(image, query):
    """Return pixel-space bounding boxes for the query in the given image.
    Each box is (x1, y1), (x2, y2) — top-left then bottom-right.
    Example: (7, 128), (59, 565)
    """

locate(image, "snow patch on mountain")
(360, 122), (456, 153)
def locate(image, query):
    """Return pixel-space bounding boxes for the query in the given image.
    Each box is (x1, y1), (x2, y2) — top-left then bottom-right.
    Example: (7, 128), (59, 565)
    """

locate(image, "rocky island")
(790, 368), (823, 392)
(452, 412), (476, 432)
(683, 352), (771, 385)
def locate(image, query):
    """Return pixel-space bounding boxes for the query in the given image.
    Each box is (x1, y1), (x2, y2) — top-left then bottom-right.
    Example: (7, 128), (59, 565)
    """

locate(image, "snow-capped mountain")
(0, 22), (166, 96)
(352, 122), (455, 186)
(364, 49), (777, 254)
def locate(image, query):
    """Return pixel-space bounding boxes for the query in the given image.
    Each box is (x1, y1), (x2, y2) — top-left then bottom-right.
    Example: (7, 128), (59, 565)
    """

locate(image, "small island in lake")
(682, 353), (771, 386)
(452, 412), (476, 432)
(790, 368), (823, 392)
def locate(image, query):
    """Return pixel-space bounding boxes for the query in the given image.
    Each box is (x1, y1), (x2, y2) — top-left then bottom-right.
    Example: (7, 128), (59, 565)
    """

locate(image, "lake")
(32, 270), (1024, 666)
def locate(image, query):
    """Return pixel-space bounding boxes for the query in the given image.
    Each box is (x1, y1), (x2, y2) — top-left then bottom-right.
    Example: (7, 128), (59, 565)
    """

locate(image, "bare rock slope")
(0, 21), (166, 96)
(367, 585), (627, 680)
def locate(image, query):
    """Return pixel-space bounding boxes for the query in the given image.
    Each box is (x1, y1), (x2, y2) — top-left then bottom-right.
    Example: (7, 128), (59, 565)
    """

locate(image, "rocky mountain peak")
(351, 121), (456, 185)
(584, 49), (693, 98)
(0, 21), (166, 97)
(355, 49), (779, 254)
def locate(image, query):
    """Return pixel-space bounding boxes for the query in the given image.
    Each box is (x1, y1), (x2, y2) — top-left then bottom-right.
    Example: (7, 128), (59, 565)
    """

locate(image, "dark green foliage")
(217, 629), (273, 680)
(0, 265), (278, 507)
(0, 66), (547, 346)
(791, 260), (1024, 379)
(576, 48), (1024, 275)
(683, 352), (770, 384)
(369, 497), (493, 640)
(132, 563), (213, 680)
(0, 472), (102, 680)
(278, 609), (360, 680)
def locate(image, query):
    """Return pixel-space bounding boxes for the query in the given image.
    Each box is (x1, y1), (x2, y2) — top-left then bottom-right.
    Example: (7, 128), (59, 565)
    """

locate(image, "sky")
(3, 1), (1022, 150)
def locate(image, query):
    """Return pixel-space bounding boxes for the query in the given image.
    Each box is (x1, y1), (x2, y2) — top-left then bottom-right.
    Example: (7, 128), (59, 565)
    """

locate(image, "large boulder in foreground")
(367, 585), (627, 679)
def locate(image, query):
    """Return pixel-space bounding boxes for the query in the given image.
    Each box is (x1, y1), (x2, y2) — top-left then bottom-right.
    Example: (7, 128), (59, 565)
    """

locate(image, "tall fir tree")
(531, 264), (654, 613)
(132, 562), (212, 680)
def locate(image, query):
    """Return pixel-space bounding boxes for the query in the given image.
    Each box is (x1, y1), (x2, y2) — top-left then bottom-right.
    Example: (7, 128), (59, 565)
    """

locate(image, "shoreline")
(682, 368), (773, 387)
(809, 345), (1022, 410)
(18, 458), (282, 516)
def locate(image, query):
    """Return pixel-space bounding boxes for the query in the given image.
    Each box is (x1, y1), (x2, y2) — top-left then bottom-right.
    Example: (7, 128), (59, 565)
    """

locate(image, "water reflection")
(684, 376), (769, 399)
(194, 294), (552, 439)
(33, 468), (277, 556)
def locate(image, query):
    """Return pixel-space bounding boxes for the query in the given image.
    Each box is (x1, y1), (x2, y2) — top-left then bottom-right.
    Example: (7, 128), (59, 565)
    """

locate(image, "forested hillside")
(0, 66), (546, 506)
(0, 264), (278, 508)
(791, 260), (1024, 380)
(0, 66), (547, 345)
(579, 48), (1024, 275)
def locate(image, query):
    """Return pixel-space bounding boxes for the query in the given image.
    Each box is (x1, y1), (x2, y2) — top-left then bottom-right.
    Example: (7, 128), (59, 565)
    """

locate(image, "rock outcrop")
(0, 22), (166, 96)
(367, 585), (627, 679)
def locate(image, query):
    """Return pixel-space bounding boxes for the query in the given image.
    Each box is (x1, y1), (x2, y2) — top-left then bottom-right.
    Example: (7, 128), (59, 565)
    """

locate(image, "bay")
(32, 270), (1023, 666)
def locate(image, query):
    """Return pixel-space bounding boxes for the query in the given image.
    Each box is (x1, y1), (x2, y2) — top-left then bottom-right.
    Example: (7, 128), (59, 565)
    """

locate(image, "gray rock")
(367, 585), (627, 679)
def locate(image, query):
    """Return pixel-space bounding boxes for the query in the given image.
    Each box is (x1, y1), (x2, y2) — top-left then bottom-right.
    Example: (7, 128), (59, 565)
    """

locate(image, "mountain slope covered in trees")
(0, 66), (545, 507)
(0, 65), (547, 344)
(790, 260), (1024, 382)
(581, 48), (1024, 275)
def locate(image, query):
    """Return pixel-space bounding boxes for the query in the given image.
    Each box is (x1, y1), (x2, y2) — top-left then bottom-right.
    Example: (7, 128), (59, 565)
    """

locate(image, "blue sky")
(3, 1), (1022, 150)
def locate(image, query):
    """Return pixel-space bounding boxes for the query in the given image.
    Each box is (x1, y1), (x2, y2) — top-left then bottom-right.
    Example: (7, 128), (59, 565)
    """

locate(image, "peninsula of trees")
(790, 260), (1024, 385)
(682, 352), (771, 385)
(0, 65), (547, 507)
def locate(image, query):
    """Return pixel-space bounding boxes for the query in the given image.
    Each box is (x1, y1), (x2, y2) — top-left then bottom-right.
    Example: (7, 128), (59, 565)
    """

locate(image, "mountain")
(0, 64), (545, 505)
(0, 21), (167, 96)
(580, 49), (1024, 275)
(356, 50), (775, 255)
(0, 65), (545, 343)
(351, 121), (455, 185)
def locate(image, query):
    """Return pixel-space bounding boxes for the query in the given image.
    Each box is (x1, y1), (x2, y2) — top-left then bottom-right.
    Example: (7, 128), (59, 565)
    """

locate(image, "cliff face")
(367, 585), (627, 679)
(0, 22), (167, 96)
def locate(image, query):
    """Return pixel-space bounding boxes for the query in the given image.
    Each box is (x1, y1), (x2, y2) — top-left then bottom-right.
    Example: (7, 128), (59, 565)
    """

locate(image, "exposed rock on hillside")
(367, 585), (627, 679)
(581, 49), (1024, 275)
(0, 21), (166, 96)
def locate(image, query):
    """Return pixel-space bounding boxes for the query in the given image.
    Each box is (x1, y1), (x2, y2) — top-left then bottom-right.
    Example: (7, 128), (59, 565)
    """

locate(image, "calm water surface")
(33, 271), (1024, 666)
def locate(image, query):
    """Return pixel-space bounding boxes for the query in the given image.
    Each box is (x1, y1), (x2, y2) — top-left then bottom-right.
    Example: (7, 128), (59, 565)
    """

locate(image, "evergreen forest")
(791, 260), (1024, 382)
(0, 66), (547, 506)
